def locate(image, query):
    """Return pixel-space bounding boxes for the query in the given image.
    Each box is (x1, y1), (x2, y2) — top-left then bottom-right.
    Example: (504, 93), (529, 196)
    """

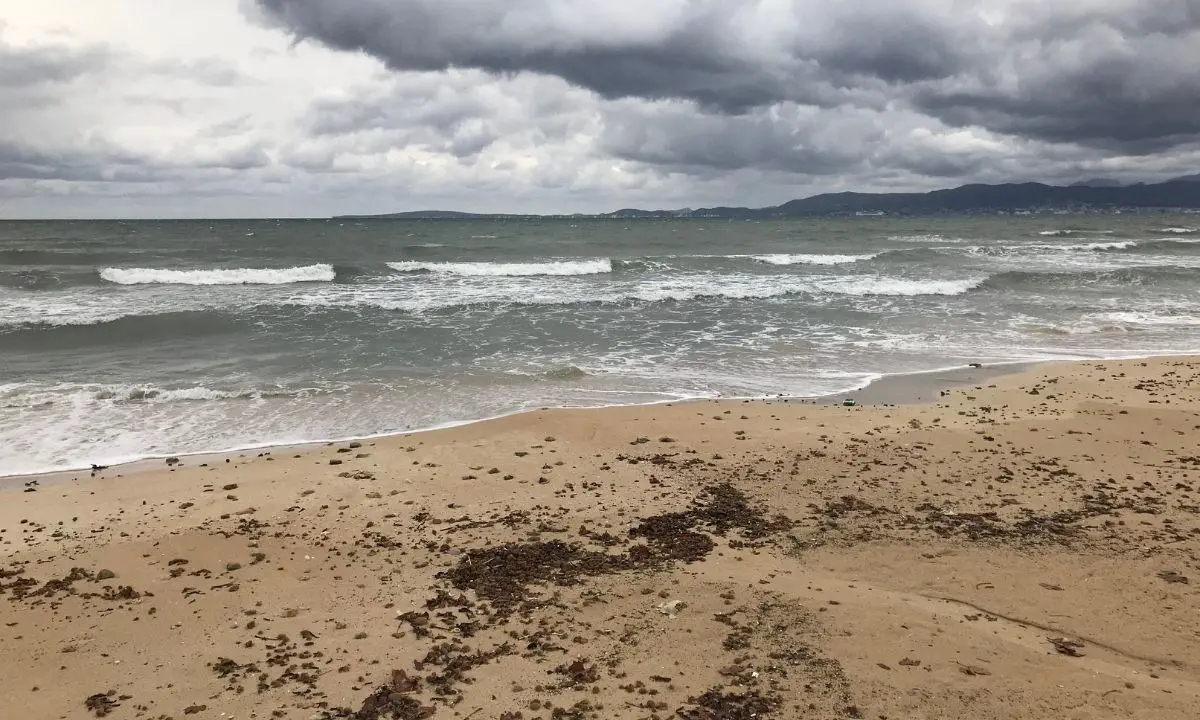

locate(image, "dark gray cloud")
(251, 0), (1200, 154)
(0, 140), (154, 182)
(0, 135), (271, 183)
(911, 2), (1200, 149)
(599, 103), (881, 176)
(249, 0), (905, 112)
(4, 1), (1200, 219)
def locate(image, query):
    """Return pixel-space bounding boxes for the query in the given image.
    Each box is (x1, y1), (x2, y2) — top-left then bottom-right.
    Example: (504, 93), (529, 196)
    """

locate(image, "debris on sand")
(1047, 637), (1086, 657)
(676, 687), (781, 720)
(553, 658), (600, 688)
(442, 483), (790, 613)
(1156, 570), (1189, 584)
(958, 664), (992, 676)
(84, 691), (122, 717)
(442, 540), (631, 612)
(332, 670), (433, 719)
(633, 483), (793, 543)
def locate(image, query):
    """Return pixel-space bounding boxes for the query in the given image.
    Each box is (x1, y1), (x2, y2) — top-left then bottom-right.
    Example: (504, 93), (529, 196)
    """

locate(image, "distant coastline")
(337, 176), (1200, 220)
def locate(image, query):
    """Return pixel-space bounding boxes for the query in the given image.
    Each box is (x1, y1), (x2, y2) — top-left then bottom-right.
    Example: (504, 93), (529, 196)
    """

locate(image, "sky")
(0, 0), (1198, 218)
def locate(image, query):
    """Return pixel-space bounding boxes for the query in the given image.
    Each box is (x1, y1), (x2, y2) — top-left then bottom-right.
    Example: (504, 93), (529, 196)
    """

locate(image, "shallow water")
(2, 215), (1199, 475)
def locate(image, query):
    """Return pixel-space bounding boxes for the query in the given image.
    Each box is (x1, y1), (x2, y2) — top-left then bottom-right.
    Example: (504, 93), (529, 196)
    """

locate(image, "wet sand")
(2, 356), (1198, 719)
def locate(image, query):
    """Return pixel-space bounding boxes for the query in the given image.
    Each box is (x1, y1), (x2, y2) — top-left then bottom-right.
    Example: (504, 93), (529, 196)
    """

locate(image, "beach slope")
(2, 357), (1198, 719)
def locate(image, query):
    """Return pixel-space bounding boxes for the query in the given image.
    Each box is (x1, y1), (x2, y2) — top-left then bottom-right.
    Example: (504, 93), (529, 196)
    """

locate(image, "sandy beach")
(2, 356), (1199, 720)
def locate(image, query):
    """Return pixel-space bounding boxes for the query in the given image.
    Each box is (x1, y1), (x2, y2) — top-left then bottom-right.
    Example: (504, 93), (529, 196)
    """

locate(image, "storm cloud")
(253, 0), (1200, 152)
(1, 0), (1199, 218)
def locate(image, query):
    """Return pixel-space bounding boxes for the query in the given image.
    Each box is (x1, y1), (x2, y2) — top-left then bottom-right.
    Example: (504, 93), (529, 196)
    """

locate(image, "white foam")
(387, 259), (612, 276)
(289, 269), (995, 312)
(0, 288), (208, 328)
(751, 253), (879, 265)
(969, 241), (1132, 256)
(811, 276), (984, 296)
(1039, 229), (1115, 237)
(1061, 240), (1138, 251)
(1015, 309), (1200, 336)
(100, 264), (335, 285)
(1, 384), (307, 409)
(289, 272), (810, 312)
(0, 300), (139, 328)
(123, 386), (238, 402)
(886, 234), (947, 243)
(1092, 311), (1200, 328)
(1159, 227), (1197, 234)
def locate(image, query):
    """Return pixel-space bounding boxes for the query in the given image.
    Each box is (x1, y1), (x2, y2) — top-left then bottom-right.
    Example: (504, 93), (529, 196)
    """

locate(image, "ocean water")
(2, 215), (1199, 476)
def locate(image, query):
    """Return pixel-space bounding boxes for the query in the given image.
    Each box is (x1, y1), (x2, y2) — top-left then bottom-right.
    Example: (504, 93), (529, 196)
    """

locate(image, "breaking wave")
(1037, 229), (1115, 237)
(100, 264), (336, 285)
(751, 253), (879, 265)
(810, 276), (984, 296)
(1, 383), (330, 411)
(387, 259), (613, 276)
(1059, 240), (1138, 251)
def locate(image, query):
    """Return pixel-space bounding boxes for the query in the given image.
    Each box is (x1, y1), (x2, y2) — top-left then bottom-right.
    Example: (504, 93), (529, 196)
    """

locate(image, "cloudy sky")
(1, 0), (1198, 218)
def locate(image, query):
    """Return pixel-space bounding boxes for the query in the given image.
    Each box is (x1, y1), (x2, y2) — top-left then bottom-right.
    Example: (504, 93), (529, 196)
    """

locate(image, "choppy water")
(2, 215), (1199, 475)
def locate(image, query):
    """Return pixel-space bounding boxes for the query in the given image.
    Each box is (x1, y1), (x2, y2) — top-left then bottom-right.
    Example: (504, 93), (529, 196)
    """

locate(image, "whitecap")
(100, 264), (335, 285)
(751, 253), (879, 265)
(387, 259), (612, 277)
(811, 276), (984, 297)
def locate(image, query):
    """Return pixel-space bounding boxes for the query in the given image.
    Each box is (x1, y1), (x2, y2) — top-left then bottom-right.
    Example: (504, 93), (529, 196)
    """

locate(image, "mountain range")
(336, 175), (1200, 220)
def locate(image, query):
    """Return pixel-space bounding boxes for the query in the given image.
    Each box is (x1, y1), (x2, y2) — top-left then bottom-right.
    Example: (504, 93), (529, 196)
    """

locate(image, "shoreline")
(0, 357), (1042, 486)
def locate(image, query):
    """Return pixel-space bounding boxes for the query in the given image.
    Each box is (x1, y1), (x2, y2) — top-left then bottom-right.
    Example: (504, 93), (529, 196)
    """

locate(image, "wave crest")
(1060, 240), (1138, 251)
(387, 259), (612, 276)
(1038, 229), (1115, 237)
(812, 276), (984, 297)
(100, 264), (336, 285)
(751, 253), (879, 265)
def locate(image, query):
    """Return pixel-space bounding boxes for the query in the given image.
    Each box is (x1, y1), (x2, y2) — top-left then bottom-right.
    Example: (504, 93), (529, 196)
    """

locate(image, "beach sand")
(2, 357), (1198, 719)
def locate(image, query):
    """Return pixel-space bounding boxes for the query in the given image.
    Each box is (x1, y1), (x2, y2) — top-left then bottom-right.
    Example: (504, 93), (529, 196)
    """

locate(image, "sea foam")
(1058, 241), (1138, 251)
(100, 264), (336, 285)
(387, 259), (612, 276)
(812, 276), (984, 296)
(751, 253), (879, 265)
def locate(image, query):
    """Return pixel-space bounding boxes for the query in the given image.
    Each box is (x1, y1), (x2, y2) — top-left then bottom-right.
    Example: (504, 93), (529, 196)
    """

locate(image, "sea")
(2, 215), (1199, 476)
